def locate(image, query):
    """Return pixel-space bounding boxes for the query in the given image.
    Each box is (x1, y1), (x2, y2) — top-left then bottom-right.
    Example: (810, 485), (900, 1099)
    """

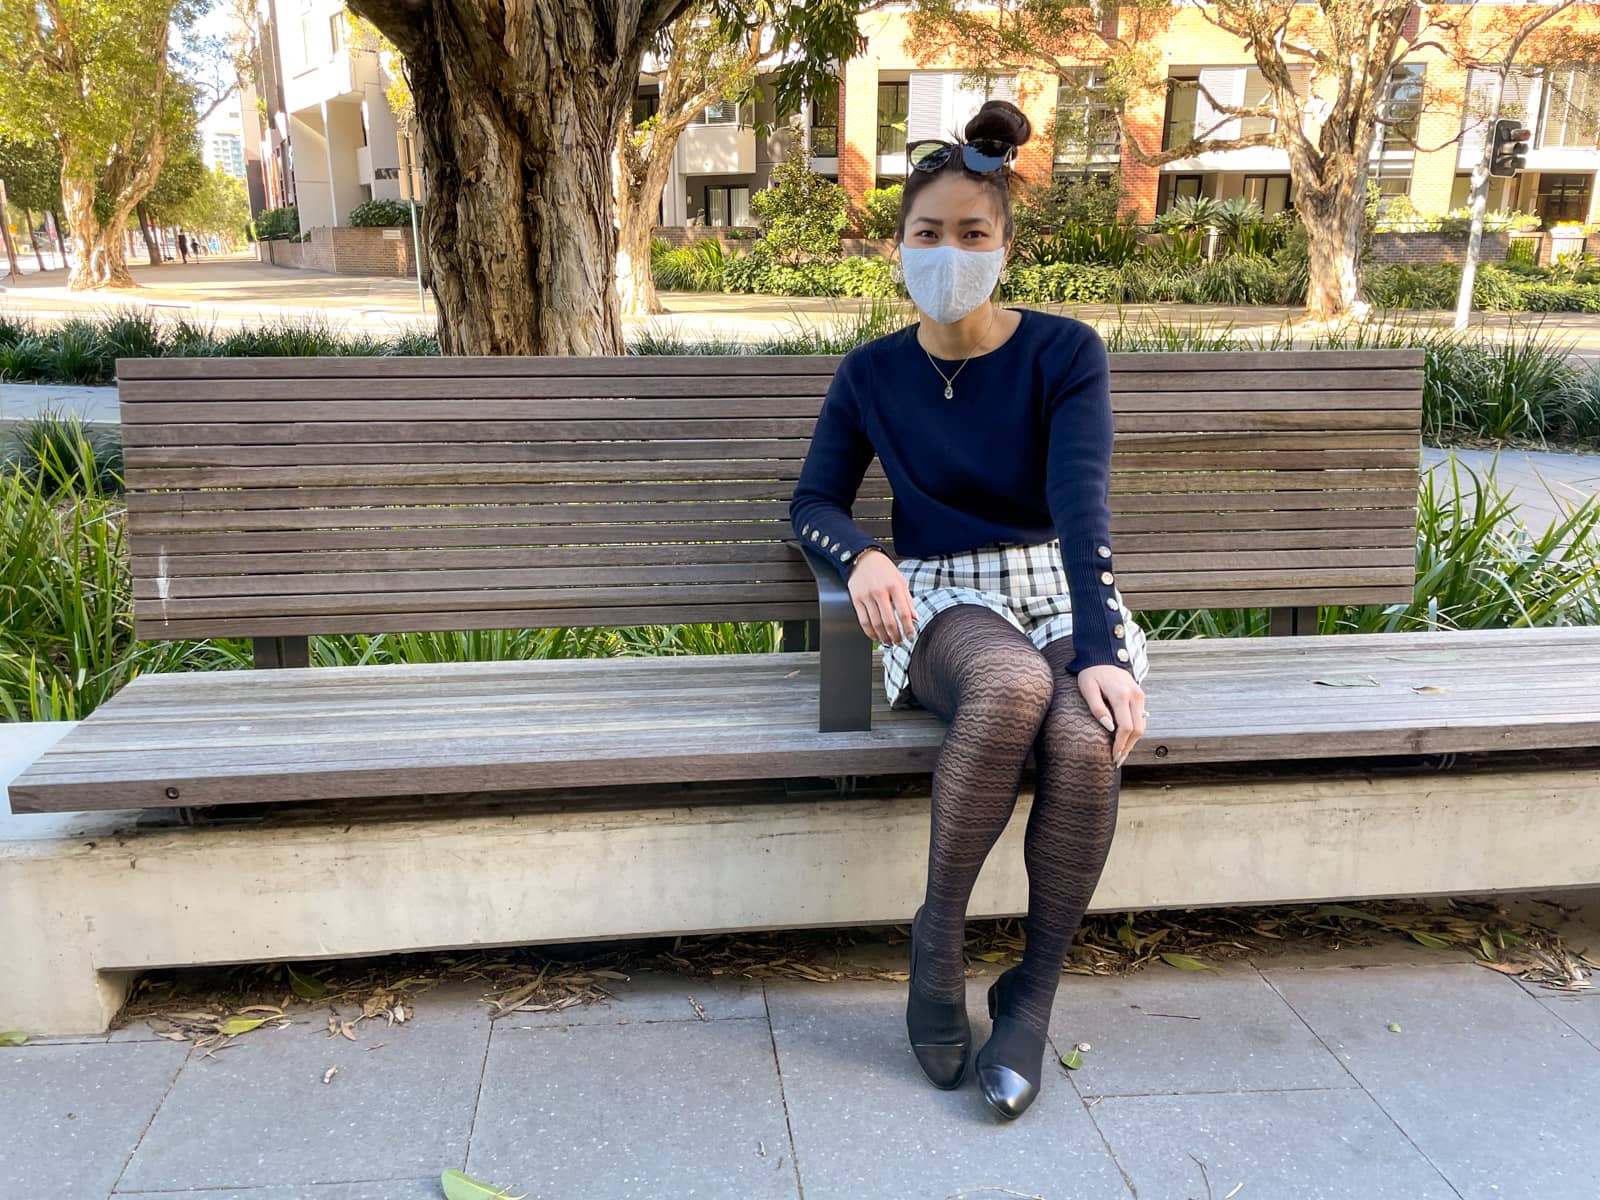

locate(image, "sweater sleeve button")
(1114, 623), (1125, 637)
(1107, 597), (1118, 609)
(1100, 570), (1114, 585)
(1097, 545), (1111, 558)
(1116, 648), (1129, 662)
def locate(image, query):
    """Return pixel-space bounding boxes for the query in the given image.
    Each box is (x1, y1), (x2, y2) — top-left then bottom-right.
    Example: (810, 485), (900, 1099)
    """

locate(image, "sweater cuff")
(1061, 535), (1137, 676)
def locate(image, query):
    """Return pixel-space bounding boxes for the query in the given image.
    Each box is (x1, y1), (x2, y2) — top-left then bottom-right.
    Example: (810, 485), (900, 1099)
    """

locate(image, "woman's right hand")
(846, 548), (918, 646)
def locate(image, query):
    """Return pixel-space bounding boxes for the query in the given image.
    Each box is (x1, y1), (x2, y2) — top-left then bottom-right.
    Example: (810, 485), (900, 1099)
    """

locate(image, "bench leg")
(1269, 606), (1320, 636)
(0, 878), (137, 1036)
(781, 619), (819, 652)
(252, 636), (311, 669)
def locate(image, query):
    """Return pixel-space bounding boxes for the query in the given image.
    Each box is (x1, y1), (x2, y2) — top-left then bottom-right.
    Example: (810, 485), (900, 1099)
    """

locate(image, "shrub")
(347, 199), (415, 227)
(861, 184), (902, 239)
(1016, 223), (1141, 268)
(748, 155), (849, 260)
(252, 205), (298, 240)
(1181, 255), (1288, 305)
(1001, 262), (1121, 303)
(1011, 170), (1123, 238)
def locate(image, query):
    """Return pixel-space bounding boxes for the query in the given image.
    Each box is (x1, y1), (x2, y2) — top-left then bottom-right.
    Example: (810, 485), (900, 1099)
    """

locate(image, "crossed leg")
(906, 602), (1123, 1041)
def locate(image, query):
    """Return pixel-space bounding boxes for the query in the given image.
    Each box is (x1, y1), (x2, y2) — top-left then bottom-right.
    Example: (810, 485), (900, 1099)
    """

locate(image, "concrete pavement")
(12, 256), (1600, 348)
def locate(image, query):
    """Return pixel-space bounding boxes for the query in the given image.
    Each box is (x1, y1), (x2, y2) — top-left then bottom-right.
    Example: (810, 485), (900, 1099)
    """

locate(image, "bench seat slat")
(10, 627), (1597, 813)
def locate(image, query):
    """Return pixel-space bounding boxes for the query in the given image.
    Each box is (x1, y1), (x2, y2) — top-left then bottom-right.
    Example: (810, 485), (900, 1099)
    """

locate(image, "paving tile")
(488, 966), (768, 1029)
(1088, 1087), (1459, 1200)
(1263, 963), (1600, 1199)
(115, 1008), (488, 1191)
(468, 1016), (797, 1200)
(765, 977), (1132, 1200)
(1056, 964), (1355, 1098)
(113, 1181), (441, 1199)
(0, 1039), (189, 1196)
(1531, 990), (1600, 1051)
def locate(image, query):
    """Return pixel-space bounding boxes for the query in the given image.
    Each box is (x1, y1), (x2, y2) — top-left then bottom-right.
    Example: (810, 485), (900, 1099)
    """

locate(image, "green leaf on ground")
(1060, 1048), (1083, 1069)
(441, 1169), (527, 1199)
(1408, 930), (1453, 949)
(217, 1016), (271, 1036)
(1387, 1022), (1402, 1033)
(0, 1031), (28, 1045)
(1311, 675), (1379, 687)
(1158, 952), (1213, 971)
(287, 965), (328, 998)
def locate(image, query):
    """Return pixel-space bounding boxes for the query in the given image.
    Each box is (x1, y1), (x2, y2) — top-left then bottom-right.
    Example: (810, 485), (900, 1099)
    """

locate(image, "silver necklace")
(920, 306), (997, 399)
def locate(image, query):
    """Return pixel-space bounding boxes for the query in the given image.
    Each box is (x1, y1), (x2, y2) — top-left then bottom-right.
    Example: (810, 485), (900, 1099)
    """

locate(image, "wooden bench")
(6, 345), (1600, 1035)
(9, 346), (1600, 811)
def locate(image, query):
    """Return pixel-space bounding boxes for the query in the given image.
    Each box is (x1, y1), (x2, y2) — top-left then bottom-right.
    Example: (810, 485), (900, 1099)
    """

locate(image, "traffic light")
(1489, 118), (1530, 178)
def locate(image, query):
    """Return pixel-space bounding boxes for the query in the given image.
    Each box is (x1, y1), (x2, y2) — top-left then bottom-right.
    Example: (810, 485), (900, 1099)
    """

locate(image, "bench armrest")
(790, 540), (873, 732)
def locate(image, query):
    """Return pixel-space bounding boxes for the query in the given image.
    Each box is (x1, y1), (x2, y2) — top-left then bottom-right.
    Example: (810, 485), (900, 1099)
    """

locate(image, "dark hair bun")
(964, 99), (1032, 148)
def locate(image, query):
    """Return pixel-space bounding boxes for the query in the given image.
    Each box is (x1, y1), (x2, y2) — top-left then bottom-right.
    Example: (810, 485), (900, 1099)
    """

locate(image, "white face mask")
(898, 243), (1006, 324)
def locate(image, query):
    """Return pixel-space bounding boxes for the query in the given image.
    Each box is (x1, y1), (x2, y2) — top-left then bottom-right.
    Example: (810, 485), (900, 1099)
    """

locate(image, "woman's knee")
(1037, 685), (1117, 771)
(956, 648), (1055, 729)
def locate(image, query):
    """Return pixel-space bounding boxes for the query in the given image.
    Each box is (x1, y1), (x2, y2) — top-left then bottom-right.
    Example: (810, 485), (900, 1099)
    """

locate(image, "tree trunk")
(23, 208), (51, 269)
(50, 210), (67, 264)
(137, 203), (165, 265)
(1295, 170), (1370, 323)
(614, 125), (681, 317)
(348, 0), (693, 355)
(61, 178), (138, 289)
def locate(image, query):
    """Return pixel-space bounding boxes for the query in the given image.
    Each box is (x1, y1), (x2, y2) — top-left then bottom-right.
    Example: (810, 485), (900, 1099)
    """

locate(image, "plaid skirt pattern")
(880, 538), (1150, 711)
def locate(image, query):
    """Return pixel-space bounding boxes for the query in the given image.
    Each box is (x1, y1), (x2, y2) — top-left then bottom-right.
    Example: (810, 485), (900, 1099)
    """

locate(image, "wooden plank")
(11, 624), (1596, 814)
(113, 345), (1425, 381)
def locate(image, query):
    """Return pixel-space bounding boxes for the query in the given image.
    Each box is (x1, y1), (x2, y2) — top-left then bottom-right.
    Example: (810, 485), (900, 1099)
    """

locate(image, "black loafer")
(976, 963), (1045, 1119)
(905, 904), (972, 1089)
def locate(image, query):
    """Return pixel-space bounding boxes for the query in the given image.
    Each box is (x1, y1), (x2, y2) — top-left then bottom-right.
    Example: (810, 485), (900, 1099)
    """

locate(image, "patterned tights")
(905, 602), (1121, 1040)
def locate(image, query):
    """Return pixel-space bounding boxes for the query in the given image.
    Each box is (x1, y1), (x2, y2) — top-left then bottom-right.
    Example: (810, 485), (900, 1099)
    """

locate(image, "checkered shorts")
(880, 538), (1151, 711)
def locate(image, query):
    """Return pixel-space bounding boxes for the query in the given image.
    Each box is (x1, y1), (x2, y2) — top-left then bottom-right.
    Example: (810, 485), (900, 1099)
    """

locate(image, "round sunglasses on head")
(906, 137), (1018, 175)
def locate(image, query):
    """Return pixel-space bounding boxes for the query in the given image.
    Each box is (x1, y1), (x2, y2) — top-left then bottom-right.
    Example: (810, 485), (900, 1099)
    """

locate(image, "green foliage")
(650, 237), (737, 292)
(172, 165), (250, 237)
(1015, 224), (1141, 267)
(861, 184), (903, 239)
(252, 205), (299, 241)
(1011, 171), (1123, 239)
(1000, 263), (1122, 303)
(348, 198), (416, 227)
(748, 154), (848, 260)
(0, 137), (62, 211)
(721, 243), (897, 296)
(1150, 195), (1221, 233)
(141, 133), (207, 224)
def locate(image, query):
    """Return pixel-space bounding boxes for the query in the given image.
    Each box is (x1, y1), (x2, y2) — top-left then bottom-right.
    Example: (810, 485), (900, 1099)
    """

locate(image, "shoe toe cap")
(978, 1064), (1036, 1118)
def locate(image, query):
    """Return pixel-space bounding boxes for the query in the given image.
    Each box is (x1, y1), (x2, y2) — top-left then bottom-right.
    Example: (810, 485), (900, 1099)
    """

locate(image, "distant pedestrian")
(176, 230), (189, 264)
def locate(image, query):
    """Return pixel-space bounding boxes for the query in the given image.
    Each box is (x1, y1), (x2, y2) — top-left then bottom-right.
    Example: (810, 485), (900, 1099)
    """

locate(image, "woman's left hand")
(1076, 664), (1146, 769)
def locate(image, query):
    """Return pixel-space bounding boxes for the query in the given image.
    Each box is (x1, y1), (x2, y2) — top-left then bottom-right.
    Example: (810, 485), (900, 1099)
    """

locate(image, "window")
(1157, 173), (1206, 213)
(878, 82), (908, 155)
(705, 185), (751, 227)
(1055, 69), (1120, 164)
(1238, 66), (1312, 139)
(810, 81), (840, 156)
(1242, 174), (1293, 214)
(1382, 64), (1426, 150)
(1163, 77), (1199, 150)
(329, 11), (347, 53)
(1539, 66), (1600, 149)
(698, 100), (738, 126)
(1534, 172), (1591, 224)
(1370, 164), (1413, 214)
(632, 92), (660, 128)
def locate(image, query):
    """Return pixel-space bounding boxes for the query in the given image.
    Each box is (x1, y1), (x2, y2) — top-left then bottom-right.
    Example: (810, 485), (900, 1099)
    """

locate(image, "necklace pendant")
(943, 384), (954, 399)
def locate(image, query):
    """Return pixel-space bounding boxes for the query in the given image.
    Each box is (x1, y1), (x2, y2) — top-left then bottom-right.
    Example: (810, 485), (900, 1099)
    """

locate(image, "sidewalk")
(12, 257), (1600, 348)
(5, 883), (1597, 1199)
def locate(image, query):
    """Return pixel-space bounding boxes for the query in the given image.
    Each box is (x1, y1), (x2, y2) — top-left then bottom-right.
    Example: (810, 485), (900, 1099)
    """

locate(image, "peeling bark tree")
(344, 0), (863, 354)
(346, 0), (697, 354)
(613, 5), (767, 317)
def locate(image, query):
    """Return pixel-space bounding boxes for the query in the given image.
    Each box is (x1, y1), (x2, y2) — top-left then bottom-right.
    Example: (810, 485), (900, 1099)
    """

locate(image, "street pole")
(1454, 72), (1508, 333)
(409, 198), (423, 312)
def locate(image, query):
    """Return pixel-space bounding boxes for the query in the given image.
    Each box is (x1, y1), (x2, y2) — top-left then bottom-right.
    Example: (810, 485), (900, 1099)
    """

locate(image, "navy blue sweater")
(788, 306), (1136, 677)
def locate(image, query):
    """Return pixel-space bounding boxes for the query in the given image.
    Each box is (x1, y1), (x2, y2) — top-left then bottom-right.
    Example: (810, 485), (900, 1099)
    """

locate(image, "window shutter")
(907, 72), (949, 142)
(1196, 67), (1243, 142)
(1460, 68), (1538, 160)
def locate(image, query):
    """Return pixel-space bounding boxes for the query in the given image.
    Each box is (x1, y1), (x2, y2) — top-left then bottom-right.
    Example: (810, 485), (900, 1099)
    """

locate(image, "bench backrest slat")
(118, 347), (1425, 641)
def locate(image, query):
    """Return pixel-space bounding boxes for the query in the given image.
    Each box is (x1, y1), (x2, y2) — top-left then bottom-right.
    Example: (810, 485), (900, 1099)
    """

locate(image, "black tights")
(906, 603), (1121, 1040)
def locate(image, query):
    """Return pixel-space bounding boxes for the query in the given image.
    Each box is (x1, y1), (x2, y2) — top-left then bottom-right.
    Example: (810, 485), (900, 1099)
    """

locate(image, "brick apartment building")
(248, 3), (1600, 242)
(647, 3), (1600, 234)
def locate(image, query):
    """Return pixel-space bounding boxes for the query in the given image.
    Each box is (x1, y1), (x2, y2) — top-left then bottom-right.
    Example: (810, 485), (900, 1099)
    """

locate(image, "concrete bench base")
(5, 727), (1599, 1035)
